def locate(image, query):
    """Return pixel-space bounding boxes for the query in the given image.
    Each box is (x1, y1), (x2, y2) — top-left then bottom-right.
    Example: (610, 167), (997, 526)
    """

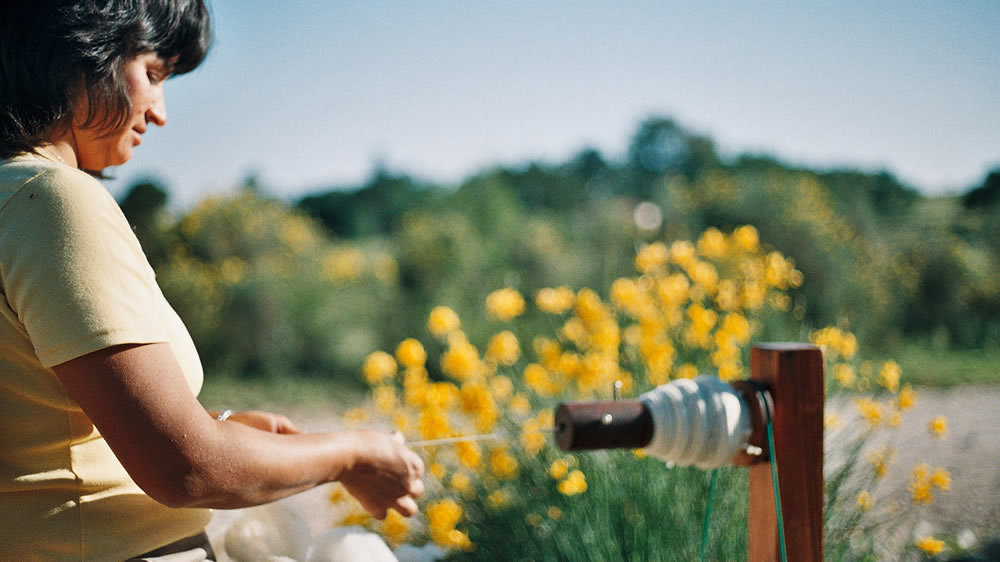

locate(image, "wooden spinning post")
(554, 343), (824, 562)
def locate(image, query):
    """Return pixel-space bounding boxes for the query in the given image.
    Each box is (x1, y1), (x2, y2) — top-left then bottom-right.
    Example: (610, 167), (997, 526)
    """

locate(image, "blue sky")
(106, 2), (1000, 207)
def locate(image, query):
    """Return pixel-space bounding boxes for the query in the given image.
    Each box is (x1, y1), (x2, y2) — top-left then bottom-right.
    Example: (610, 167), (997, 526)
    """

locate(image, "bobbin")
(554, 375), (771, 468)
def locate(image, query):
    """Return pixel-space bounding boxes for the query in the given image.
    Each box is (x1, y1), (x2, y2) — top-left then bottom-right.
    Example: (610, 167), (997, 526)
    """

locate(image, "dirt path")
(826, 384), (1000, 558)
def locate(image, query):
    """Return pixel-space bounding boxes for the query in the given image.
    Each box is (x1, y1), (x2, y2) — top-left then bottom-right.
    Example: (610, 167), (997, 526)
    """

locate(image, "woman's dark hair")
(0, 0), (212, 159)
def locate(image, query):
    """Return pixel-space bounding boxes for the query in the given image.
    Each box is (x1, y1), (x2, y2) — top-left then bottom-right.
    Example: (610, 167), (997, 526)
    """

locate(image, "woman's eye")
(147, 72), (162, 85)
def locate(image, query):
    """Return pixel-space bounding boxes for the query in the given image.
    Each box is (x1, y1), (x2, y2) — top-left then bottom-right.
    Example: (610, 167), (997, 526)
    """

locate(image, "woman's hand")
(339, 431), (425, 519)
(221, 410), (303, 434)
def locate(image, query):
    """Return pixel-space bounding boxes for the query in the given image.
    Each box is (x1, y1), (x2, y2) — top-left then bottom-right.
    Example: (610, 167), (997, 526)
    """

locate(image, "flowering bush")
(157, 189), (400, 378)
(336, 225), (950, 559)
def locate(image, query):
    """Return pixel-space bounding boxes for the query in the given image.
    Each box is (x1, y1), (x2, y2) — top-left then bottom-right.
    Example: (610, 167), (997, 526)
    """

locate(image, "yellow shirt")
(0, 153), (211, 560)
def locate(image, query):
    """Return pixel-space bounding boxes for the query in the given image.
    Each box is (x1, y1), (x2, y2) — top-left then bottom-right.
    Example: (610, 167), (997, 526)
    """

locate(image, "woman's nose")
(146, 91), (167, 126)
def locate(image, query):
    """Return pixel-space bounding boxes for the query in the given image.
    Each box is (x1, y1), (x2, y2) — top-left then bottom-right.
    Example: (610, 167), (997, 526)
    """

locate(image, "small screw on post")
(613, 380), (623, 401)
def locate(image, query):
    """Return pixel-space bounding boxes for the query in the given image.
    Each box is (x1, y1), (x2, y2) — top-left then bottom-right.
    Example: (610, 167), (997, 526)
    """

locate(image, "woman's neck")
(37, 140), (79, 168)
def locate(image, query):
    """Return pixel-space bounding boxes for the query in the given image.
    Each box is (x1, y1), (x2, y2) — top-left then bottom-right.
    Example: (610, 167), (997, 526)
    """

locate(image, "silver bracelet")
(217, 409), (234, 421)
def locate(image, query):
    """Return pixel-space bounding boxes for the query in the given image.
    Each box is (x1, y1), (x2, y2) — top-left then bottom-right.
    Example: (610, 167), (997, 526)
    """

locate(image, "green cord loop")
(761, 390), (788, 562)
(699, 387), (787, 562)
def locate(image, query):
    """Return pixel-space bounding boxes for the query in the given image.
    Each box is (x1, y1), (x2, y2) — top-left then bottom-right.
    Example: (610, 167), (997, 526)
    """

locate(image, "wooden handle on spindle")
(554, 400), (654, 451)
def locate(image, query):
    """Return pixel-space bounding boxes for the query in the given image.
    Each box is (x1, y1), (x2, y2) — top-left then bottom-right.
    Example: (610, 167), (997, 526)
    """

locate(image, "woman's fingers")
(394, 495), (419, 517)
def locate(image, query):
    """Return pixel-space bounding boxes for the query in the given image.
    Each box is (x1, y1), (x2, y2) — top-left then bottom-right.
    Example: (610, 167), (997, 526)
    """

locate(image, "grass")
(199, 372), (366, 415)
(886, 344), (1000, 388)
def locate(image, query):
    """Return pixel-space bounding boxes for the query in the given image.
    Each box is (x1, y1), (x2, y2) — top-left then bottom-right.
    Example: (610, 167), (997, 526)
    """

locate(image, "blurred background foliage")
(119, 115), (1000, 383)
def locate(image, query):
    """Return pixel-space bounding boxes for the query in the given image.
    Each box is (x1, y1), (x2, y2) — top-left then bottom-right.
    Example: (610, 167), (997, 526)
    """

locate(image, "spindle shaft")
(554, 400), (653, 451)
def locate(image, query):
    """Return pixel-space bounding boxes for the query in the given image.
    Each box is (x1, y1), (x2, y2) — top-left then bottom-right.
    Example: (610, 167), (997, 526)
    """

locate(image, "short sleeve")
(0, 166), (169, 367)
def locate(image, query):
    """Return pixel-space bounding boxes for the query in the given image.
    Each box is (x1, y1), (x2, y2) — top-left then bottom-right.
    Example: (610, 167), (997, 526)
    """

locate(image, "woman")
(0, 2), (424, 560)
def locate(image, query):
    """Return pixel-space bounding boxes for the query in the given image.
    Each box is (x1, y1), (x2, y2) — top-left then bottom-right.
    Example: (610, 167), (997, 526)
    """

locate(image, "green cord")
(699, 389), (787, 562)
(699, 468), (719, 562)
(762, 393), (789, 562)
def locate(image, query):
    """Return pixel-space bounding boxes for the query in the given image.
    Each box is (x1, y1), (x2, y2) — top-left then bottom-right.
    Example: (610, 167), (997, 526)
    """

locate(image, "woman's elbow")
(130, 459), (221, 508)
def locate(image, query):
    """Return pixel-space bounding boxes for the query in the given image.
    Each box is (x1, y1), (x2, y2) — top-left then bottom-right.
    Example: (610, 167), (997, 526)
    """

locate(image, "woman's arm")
(52, 342), (423, 517)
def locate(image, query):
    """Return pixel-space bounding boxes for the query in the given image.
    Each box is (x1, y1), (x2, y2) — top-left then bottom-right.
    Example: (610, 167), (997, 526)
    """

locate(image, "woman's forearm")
(52, 343), (424, 515)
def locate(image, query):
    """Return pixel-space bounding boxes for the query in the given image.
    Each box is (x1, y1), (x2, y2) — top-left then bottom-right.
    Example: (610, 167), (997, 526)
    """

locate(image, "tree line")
(120, 116), (1000, 379)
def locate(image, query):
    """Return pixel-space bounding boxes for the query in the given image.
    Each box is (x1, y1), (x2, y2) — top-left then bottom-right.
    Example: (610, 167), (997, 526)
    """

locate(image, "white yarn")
(639, 375), (751, 468)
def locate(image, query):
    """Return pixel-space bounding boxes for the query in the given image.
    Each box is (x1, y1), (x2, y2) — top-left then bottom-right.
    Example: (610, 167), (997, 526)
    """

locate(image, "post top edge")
(753, 342), (821, 351)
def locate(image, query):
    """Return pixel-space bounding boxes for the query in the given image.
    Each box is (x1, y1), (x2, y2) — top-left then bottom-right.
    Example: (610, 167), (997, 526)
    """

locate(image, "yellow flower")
(560, 317), (587, 346)
(909, 463), (934, 504)
(328, 485), (347, 505)
(489, 447), (519, 479)
(455, 440), (481, 469)
(525, 512), (543, 527)
(395, 338), (427, 368)
(915, 536), (945, 555)
(856, 490), (874, 511)
(824, 413), (842, 429)
(557, 469), (588, 496)
(931, 468), (952, 490)
(428, 306), (461, 336)
(897, 384), (918, 411)
(853, 397), (884, 429)
(418, 409), (452, 440)
(549, 458), (569, 480)
(866, 447), (894, 480)
(403, 367), (429, 407)
(691, 261), (719, 294)
(929, 416), (948, 438)
(519, 419), (547, 456)
(430, 462), (447, 480)
(536, 286), (575, 314)
(380, 509), (409, 547)
(509, 392), (531, 416)
(697, 227), (727, 258)
(635, 241), (670, 273)
(373, 385), (397, 414)
(427, 498), (462, 530)
(490, 375), (514, 401)
(427, 499), (464, 548)
(486, 330), (521, 366)
(676, 363), (698, 379)
(670, 240), (696, 267)
(444, 529), (473, 551)
(657, 273), (690, 306)
(879, 360), (901, 393)
(833, 363), (856, 388)
(547, 506), (563, 520)
(450, 471), (472, 495)
(486, 288), (526, 321)
(524, 363), (556, 397)
(733, 225), (759, 252)
(488, 489), (511, 508)
(363, 351), (397, 385)
(441, 340), (482, 380)
(341, 510), (371, 527)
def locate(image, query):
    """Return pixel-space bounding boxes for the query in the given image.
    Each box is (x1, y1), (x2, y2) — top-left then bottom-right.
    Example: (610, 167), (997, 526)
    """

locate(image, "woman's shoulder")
(0, 153), (113, 216)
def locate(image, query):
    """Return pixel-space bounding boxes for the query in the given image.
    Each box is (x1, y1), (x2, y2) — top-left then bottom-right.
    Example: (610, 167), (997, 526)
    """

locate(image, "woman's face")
(72, 52), (170, 170)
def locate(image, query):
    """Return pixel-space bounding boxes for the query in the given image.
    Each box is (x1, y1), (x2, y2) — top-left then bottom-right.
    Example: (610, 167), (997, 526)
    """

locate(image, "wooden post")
(748, 343), (825, 562)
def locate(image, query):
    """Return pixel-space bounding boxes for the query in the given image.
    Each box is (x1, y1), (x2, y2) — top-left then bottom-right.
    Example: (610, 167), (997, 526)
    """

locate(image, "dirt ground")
(844, 385), (1000, 556)
(207, 384), (1000, 560)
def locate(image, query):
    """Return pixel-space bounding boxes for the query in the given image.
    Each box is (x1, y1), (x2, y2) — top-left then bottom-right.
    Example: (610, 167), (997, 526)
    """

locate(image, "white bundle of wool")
(639, 375), (752, 468)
